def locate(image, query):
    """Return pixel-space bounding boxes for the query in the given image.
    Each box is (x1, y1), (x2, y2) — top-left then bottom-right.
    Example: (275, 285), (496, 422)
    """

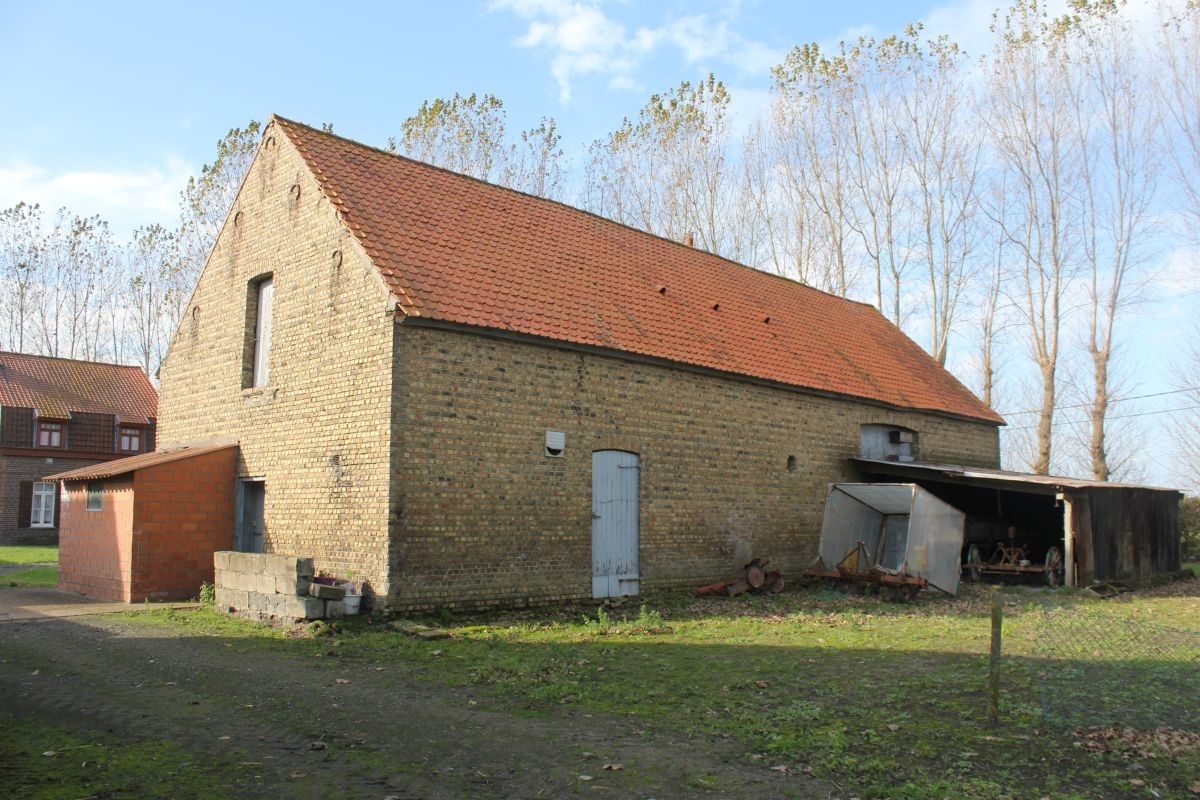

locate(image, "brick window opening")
(859, 424), (919, 462)
(86, 483), (102, 512)
(242, 274), (274, 389)
(31, 482), (56, 527)
(119, 427), (143, 453)
(787, 455), (797, 473)
(36, 420), (63, 448)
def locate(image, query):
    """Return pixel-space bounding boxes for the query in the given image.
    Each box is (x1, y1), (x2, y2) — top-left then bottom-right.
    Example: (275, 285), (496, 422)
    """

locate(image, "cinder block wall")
(156, 122), (395, 602)
(389, 325), (1001, 610)
(57, 477), (135, 601)
(213, 551), (323, 622)
(129, 448), (237, 602)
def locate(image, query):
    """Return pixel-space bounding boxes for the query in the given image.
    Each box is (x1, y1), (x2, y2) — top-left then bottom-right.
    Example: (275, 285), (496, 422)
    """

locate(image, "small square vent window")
(544, 430), (565, 457)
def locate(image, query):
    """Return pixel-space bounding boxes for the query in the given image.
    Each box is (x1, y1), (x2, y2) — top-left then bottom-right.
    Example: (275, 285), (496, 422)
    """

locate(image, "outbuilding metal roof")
(45, 440), (238, 482)
(272, 116), (1003, 425)
(853, 459), (1180, 495)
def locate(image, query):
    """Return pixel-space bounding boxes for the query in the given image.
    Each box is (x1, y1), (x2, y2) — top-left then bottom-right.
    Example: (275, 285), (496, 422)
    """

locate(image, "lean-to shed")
(47, 441), (238, 602)
(854, 460), (1181, 587)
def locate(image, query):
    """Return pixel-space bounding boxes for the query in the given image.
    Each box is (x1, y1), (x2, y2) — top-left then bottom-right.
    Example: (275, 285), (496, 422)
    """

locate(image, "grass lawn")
(128, 580), (1200, 800)
(4, 566), (59, 588)
(0, 545), (58, 565)
(2, 716), (260, 800)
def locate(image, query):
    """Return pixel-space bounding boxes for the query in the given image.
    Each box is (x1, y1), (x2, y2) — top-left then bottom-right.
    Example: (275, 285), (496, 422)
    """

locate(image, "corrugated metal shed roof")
(853, 459), (1180, 494)
(45, 440), (238, 482)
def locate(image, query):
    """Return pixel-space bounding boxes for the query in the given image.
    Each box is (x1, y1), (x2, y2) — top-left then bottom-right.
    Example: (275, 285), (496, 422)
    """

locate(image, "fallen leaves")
(1074, 726), (1200, 759)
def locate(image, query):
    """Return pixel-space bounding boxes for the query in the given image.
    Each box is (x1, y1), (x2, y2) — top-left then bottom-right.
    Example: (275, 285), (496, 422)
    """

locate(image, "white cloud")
(0, 157), (193, 238)
(492, 0), (782, 103)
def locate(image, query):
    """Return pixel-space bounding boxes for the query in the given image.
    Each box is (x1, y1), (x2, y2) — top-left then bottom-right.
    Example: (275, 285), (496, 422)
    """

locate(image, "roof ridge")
(270, 114), (875, 311)
(0, 350), (147, 372)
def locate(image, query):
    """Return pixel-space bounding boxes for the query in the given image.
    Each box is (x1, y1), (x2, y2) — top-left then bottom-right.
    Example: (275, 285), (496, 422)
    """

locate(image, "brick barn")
(0, 352), (157, 545)
(152, 115), (1004, 611)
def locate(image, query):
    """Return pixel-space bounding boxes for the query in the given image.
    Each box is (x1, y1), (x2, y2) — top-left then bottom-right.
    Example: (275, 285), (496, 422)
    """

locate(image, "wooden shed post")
(1059, 492), (1076, 588)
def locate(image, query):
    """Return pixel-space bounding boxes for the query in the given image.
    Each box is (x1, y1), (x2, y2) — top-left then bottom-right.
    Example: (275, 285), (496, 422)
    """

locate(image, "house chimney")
(684, 232), (694, 247)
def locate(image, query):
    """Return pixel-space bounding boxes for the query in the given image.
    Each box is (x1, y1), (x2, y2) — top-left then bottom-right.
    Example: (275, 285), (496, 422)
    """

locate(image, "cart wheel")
(965, 544), (983, 583)
(1045, 546), (1063, 587)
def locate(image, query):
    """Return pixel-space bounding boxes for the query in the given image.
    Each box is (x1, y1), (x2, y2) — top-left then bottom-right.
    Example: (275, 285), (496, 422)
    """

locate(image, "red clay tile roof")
(45, 440), (236, 482)
(0, 352), (158, 422)
(274, 116), (1003, 425)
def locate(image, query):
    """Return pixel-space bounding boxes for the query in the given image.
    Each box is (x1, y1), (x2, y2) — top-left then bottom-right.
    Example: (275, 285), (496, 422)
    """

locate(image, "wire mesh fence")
(1033, 607), (1200, 734)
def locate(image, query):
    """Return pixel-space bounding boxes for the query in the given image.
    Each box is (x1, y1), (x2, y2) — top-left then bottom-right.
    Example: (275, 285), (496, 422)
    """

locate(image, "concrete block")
(325, 600), (345, 619)
(247, 591), (269, 612)
(276, 595), (323, 620)
(213, 551), (232, 570)
(308, 583), (345, 600)
(295, 558), (314, 579)
(276, 575), (312, 596)
(255, 573), (277, 595)
(227, 589), (249, 610)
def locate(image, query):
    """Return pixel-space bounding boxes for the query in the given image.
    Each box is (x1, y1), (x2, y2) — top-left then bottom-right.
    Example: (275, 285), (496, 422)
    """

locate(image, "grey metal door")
(236, 480), (265, 553)
(591, 450), (639, 598)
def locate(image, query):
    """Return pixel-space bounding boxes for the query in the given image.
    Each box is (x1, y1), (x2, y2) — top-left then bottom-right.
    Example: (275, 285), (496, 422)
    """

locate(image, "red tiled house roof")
(0, 352), (158, 422)
(275, 116), (1003, 425)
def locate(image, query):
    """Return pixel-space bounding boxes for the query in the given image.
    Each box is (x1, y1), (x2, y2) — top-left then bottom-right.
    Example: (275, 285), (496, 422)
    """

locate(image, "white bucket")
(338, 582), (361, 615)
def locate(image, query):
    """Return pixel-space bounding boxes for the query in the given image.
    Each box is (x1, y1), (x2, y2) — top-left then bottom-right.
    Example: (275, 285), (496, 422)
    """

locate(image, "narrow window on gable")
(243, 275), (274, 389)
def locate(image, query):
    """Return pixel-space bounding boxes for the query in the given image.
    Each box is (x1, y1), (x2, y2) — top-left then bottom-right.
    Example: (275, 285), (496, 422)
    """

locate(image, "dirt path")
(0, 614), (825, 799)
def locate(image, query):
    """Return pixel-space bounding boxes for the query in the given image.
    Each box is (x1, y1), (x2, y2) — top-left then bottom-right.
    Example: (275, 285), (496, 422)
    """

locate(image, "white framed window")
(37, 421), (63, 448)
(252, 277), (273, 387)
(119, 427), (142, 453)
(31, 482), (56, 527)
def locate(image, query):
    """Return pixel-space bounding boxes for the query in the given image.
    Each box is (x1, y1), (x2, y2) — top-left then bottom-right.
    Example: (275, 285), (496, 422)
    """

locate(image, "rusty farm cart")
(805, 483), (966, 600)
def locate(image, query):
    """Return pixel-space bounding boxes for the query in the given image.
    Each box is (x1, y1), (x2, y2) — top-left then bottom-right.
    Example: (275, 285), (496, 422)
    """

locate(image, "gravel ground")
(0, 613), (825, 799)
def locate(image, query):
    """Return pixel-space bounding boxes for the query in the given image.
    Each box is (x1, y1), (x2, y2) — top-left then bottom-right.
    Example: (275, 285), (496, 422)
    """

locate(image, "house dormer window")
(119, 427), (142, 453)
(36, 420), (64, 449)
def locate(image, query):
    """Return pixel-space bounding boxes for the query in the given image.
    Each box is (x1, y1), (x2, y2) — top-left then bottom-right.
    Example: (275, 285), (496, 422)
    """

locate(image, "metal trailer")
(806, 483), (967, 599)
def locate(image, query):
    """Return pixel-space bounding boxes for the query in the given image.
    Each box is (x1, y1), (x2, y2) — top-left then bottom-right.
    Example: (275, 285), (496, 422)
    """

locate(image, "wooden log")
(746, 563), (766, 589)
(690, 579), (736, 597)
(766, 571), (784, 593)
(726, 579), (751, 597)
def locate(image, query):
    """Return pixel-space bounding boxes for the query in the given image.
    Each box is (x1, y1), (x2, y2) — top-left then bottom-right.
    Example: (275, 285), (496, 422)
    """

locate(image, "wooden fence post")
(988, 588), (1003, 725)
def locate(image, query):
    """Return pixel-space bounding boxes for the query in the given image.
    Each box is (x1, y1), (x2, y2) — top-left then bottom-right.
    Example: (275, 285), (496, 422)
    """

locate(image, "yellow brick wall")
(157, 123), (396, 601)
(389, 324), (1000, 610)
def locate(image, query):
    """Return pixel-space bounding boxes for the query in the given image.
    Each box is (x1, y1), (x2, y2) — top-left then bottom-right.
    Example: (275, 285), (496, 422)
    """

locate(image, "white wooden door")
(592, 450), (640, 598)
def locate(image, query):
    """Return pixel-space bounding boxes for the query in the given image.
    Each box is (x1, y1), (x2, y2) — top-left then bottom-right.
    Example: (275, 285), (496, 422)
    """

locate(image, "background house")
(0, 352), (157, 545)
(152, 117), (1004, 611)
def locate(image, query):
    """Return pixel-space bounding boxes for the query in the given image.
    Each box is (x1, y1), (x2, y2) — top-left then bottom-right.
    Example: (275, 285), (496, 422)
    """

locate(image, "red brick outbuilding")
(46, 441), (238, 602)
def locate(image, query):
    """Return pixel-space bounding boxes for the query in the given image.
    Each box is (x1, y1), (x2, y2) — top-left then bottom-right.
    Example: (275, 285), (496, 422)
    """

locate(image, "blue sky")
(2, 0), (1196, 485)
(0, 0), (1001, 234)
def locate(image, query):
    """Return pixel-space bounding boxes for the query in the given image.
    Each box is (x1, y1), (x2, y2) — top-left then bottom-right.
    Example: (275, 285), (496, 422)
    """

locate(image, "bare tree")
(584, 75), (757, 260)
(902, 33), (984, 364)
(986, 0), (1083, 474)
(1160, 0), (1200, 244)
(0, 202), (43, 352)
(176, 121), (260, 291)
(1056, 0), (1162, 480)
(770, 43), (860, 296)
(127, 224), (179, 376)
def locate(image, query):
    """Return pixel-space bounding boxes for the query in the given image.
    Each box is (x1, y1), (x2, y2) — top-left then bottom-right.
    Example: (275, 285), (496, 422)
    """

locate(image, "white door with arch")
(591, 450), (640, 598)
